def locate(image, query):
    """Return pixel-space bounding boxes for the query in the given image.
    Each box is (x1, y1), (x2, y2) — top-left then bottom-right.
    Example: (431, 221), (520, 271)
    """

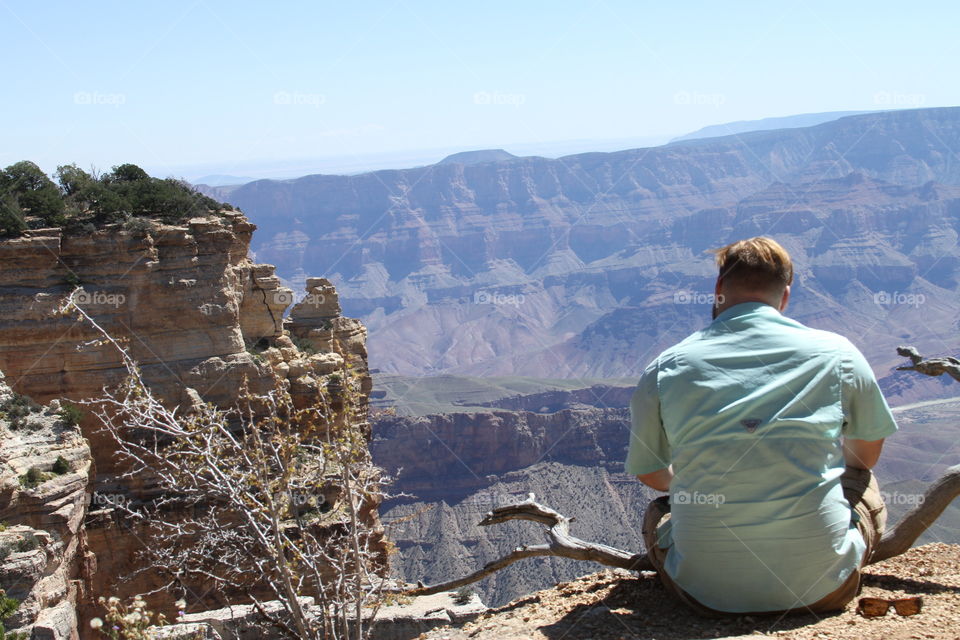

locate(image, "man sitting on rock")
(626, 236), (896, 615)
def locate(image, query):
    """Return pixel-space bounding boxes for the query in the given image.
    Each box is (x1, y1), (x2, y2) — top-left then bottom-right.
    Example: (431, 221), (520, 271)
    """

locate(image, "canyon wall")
(210, 107), (960, 406)
(373, 386), (960, 609)
(0, 374), (91, 639)
(0, 213), (374, 637)
(372, 389), (657, 608)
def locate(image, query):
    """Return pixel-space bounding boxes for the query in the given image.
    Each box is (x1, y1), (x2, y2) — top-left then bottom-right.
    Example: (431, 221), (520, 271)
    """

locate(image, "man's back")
(627, 302), (897, 612)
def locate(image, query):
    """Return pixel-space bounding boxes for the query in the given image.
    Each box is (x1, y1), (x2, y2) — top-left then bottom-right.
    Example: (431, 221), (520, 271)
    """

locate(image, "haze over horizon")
(4, 1), (959, 181)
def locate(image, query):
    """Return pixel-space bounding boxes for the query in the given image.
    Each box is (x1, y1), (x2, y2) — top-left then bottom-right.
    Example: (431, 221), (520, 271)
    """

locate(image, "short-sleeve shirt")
(625, 302), (898, 612)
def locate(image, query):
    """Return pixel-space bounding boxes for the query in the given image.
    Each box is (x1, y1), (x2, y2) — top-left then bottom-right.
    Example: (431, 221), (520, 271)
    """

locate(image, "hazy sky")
(2, 1), (956, 179)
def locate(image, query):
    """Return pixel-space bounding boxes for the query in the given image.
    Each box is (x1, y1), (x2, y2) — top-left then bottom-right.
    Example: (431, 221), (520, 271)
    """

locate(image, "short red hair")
(711, 236), (793, 294)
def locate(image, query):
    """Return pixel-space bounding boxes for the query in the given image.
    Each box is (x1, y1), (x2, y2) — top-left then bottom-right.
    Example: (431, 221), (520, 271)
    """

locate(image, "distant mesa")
(191, 174), (256, 187)
(669, 110), (874, 144)
(437, 149), (518, 166)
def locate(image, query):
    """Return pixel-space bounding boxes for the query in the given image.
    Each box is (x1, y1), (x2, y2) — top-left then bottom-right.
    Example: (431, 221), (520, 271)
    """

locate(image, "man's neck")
(712, 296), (778, 320)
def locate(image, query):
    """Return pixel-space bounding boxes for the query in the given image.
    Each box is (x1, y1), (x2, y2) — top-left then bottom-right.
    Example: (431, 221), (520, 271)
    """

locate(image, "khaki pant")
(641, 466), (886, 616)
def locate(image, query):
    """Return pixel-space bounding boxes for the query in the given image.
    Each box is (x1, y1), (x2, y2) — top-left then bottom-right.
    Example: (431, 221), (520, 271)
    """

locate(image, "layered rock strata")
(0, 213), (375, 637)
(0, 372), (91, 639)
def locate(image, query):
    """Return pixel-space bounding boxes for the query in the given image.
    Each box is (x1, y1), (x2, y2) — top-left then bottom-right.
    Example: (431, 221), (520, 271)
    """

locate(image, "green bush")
(0, 161), (233, 238)
(19, 467), (44, 489)
(14, 535), (37, 553)
(0, 161), (65, 227)
(291, 335), (317, 355)
(453, 587), (474, 605)
(52, 456), (70, 475)
(122, 216), (153, 235)
(0, 590), (20, 640)
(0, 195), (26, 238)
(58, 402), (83, 427)
(2, 394), (39, 431)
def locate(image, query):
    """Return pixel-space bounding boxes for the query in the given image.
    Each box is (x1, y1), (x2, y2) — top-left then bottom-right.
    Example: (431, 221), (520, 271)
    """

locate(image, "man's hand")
(637, 466), (674, 492)
(843, 437), (885, 470)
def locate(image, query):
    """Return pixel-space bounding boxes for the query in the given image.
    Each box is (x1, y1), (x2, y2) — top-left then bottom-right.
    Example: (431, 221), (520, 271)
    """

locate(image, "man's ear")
(779, 285), (791, 311)
(715, 276), (724, 296)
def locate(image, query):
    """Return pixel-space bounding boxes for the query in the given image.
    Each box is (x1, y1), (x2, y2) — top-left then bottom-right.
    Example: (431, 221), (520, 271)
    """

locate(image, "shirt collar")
(712, 301), (781, 325)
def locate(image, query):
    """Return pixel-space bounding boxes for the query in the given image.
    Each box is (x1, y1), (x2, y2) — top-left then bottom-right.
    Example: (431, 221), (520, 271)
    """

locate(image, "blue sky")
(2, 1), (956, 179)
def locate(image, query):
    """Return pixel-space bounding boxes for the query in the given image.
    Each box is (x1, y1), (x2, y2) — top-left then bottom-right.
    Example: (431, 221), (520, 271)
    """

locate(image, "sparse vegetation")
(52, 455), (70, 475)
(0, 590), (23, 640)
(19, 467), (46, 489)
(245, 337), (270, 362)
(1, 393), (40, 431)
(14, 534), (38, 553)
(58, 402), (83, 427)
(453, 587), (475, 605)
(90, 594), (174, 640)
(291, 335), (317, 355)
(0, 161), (234, 237)
(122, 216), (154, 235)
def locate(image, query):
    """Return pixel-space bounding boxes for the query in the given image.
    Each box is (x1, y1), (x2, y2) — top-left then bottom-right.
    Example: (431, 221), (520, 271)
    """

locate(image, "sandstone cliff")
(0, 373), (91, 639)
(0, 212), (374, 637)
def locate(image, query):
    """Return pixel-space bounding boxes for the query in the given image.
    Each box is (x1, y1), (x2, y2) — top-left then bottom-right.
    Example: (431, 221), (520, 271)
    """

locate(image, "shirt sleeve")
(625, 358), (671, 475)
(841, 342), (899, 441)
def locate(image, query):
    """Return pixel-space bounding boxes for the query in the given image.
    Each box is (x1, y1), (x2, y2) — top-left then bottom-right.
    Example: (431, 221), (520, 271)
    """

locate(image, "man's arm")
(843, 437), (885, 470)
(841, 343), (898, 464)
(626, 358), (672, 490)
(637, 466), (674, 492)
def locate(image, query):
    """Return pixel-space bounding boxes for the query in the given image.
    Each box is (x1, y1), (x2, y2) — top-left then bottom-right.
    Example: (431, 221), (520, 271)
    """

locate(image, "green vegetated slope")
(0, 160), (232, 236)
(372, 374), (635, 416)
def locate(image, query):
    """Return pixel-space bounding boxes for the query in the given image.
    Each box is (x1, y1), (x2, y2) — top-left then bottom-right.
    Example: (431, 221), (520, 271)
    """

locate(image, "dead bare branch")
(406, 496), (652, 596)
(896, 346), (960, 382)
(870, 463), (960, 564)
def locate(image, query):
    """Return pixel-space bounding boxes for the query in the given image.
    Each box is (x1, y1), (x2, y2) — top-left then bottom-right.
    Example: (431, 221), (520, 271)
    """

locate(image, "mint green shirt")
(626, 302), (898, 612)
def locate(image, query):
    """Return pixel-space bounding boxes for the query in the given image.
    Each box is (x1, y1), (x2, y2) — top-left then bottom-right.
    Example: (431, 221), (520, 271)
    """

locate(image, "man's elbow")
(636, 467), (673, 492)
(844, 438), (885, 470)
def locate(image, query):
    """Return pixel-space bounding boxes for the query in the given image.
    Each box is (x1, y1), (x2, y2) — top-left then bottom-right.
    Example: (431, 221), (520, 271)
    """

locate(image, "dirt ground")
(419, 543), (960, 640)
